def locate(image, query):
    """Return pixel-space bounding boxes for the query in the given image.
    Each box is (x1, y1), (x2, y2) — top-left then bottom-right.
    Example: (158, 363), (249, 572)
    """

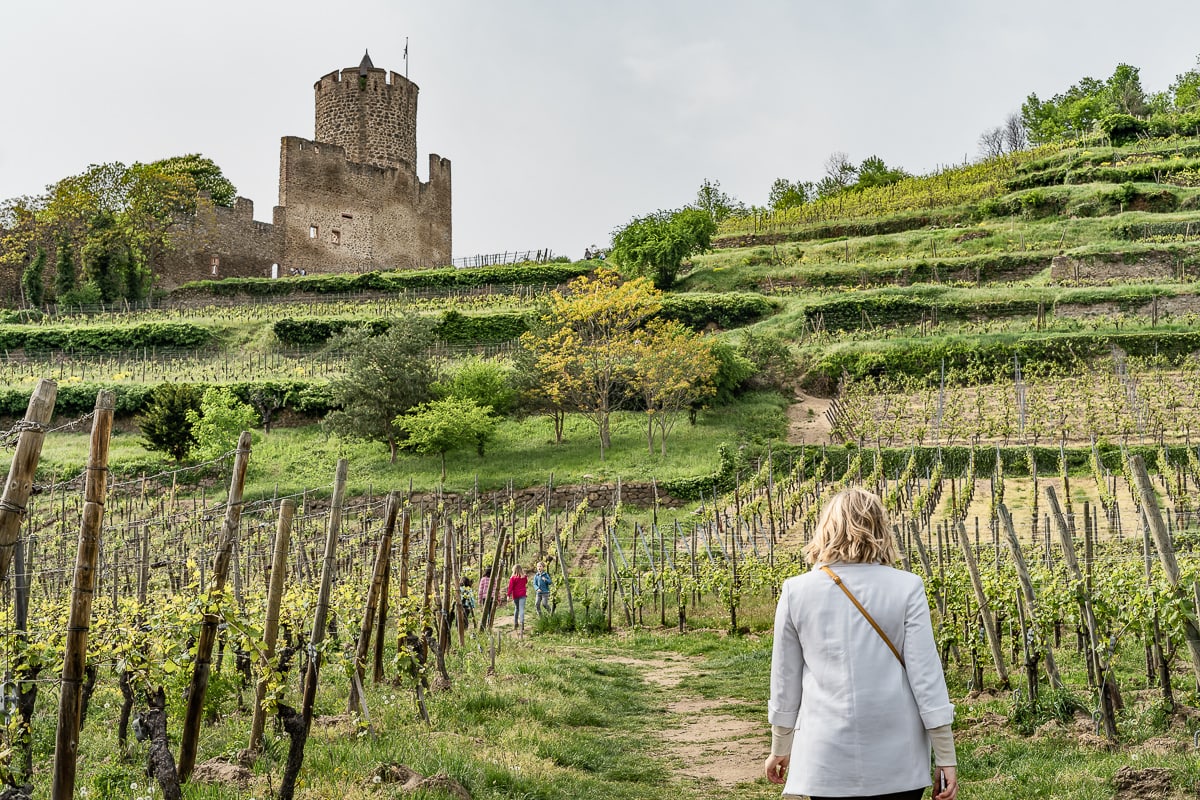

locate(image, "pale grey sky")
(3, 1), (1200, 260)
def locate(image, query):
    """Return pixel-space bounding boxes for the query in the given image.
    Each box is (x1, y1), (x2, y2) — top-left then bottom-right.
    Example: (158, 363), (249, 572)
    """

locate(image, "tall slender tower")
(313, 50), (419, 169)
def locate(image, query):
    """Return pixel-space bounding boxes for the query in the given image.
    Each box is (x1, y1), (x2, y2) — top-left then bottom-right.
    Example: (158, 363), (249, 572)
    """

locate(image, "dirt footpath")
(604, 655), (767, 788)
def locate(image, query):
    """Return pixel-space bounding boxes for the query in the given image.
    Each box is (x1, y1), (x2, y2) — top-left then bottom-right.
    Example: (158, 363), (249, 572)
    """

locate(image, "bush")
(186, 387), (259, 461)
(659, 292), (778, 329)
(139, 383), (203, 462)
(435, 309), (528, 343)
(433, 358), (516, 414)
(1099, 113), (1149, 145)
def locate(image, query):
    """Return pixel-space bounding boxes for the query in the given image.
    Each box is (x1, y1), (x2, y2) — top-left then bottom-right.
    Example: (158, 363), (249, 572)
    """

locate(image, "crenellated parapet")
(162, 51), (450, 282)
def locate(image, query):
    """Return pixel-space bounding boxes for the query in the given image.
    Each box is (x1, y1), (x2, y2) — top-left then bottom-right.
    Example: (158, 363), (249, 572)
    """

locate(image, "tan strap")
(820, 566), (905, 667)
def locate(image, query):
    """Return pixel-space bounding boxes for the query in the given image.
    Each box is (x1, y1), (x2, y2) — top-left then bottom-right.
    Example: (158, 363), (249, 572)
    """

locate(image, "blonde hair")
(803, 487), (898, 566)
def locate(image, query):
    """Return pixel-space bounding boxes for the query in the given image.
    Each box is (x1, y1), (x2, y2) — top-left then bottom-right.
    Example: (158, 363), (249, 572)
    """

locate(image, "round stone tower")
(313, 51), (418, 170)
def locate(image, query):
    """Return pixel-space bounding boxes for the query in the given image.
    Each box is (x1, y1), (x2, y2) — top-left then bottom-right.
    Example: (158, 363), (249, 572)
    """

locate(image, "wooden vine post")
(303, 458), (349, 725)
(178, 430), (253, 782)
(554, 528), (574, 622)
(1129, 455), (1200, 692)
(955, 520), (1010, 689)
(349, 492), (399, 714)
(248, 498), (295, 755)
(50, 389), (113, 800)
(998, 504), (1062, 690)
(0, 378), (57, 582)
(1045, 484), (1118, 741)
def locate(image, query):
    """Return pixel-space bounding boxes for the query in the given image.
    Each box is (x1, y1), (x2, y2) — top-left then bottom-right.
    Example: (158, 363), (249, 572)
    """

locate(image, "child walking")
(533, 561), (552, 617)
(459, 576), (477, 628)
(507, 564), (528, 630)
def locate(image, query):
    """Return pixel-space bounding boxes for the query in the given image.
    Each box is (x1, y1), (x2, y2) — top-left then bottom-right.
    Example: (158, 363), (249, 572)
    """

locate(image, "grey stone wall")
(158, 58), (450, 282)
(276, 138), (450, 273)
(161, 196), (279, 289)
(314, 67), (417, 170)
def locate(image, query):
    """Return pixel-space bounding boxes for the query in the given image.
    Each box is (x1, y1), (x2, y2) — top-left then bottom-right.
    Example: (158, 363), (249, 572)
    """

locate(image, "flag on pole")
(404, 37), (409, 77)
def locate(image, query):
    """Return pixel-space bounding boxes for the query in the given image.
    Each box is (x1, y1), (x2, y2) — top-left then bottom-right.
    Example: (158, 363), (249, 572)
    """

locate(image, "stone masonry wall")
(160, 196), (278, 289)
(277, 137), (450, 273)
(158, 59), (449, 282)
(1049, 251), (1187, 282)
(315, 67), (417, 170)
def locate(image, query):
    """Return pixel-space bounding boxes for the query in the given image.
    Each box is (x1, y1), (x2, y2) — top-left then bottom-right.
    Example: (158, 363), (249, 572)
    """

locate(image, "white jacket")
(769, 562), (954, 797)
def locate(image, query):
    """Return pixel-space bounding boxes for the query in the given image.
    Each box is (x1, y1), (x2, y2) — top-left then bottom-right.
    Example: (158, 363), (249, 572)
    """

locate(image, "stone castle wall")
(160, 197), (278, 288)
(159, 57), (450, 282)
(314, 67), (417, 170)
(276, 138), (450, 273)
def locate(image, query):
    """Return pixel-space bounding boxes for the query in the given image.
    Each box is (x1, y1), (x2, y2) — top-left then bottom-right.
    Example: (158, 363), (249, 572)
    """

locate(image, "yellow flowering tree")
(520, 269), (660, 460)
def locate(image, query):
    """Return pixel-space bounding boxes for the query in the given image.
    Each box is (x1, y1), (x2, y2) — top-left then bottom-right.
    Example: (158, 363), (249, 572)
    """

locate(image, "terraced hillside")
(679, 135), (1200, 449)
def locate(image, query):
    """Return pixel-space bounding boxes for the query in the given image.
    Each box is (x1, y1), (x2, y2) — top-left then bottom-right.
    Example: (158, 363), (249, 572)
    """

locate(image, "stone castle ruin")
(162, 52), (451, 285)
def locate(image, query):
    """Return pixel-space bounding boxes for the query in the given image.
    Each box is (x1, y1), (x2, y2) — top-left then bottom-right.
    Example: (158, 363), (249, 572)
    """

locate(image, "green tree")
(53, 233), (76, 299)
(694, 178), (743, 223)
(395, 397), (497, 481)
(1022, 76), (1109, 143)
(186, 387), (259, 462)
(1171, 56), (1200, 111)
(520, 269), (661, 459)
(768, 178), (810, 211)
(1106, 63), (1148, 117)
(21, 248), (45, 308)
(151, 154), (237, 207)
(1, 154), (233, 297)
(139, 383), (203, 462)
(323, 320), (437, 462)
(854, 156), (908, 190)
(80, 211), (130, 303)
(609, 207), (716, 289)
(433, 358), (516, 414)
(629, 320), (717, 454)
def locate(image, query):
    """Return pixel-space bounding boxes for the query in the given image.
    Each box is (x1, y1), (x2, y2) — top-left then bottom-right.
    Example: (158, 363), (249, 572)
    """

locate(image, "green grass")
(7, 391), (791, 497)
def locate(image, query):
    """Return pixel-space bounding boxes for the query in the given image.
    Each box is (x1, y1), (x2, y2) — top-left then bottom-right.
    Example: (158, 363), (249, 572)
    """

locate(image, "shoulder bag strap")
(820, 565), (905, 668)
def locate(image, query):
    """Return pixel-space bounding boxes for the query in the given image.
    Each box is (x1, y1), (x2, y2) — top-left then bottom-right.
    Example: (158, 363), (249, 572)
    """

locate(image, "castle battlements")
(160, 51), (451, 287)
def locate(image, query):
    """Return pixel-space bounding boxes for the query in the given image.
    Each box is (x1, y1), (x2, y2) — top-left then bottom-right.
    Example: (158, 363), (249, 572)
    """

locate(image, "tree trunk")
(144, 689), (182, 800)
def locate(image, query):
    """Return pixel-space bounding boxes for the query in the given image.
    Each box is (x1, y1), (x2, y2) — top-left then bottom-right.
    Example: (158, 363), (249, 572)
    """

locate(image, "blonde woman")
(765, 487), (957, 800)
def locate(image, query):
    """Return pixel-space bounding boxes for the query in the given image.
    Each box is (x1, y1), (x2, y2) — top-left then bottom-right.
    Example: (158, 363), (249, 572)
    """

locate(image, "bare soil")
(603, 655), (766, 788)
(787, 392), (832, 445)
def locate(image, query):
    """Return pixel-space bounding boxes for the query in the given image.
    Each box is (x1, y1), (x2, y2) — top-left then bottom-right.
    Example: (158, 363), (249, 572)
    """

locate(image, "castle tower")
(313, 50), (418, 169)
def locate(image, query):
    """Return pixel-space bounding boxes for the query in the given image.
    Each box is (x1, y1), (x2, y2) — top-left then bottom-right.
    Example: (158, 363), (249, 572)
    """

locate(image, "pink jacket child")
(506, 565), (529, 629)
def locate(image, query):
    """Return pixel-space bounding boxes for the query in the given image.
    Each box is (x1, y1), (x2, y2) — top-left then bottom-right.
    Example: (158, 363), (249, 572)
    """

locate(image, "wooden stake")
(0, 379), (56, 581)
(998, 504), (1062, 689)
(1130, 455), (1200, 693)
(302, 458), (349, 727)
(955, 520), (1010, 689)
(249, 498), (295, 755)
(50, 389), (113, 800)
(178, 431), (253, 782)
(349, 492), (398, 714)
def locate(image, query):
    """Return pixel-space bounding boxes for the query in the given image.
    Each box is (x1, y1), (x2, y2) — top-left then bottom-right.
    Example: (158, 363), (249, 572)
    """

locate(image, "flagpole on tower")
(404, 37), (409, 78)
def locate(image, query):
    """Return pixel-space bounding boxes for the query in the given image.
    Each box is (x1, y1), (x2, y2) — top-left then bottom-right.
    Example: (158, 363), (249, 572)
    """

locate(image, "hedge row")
(659, 292), (778, 328)
(174, 262), (593, 298)
(0, 322), (214, 354)
(271, 294), (778, 348)
(271, 313), (527, 348)
(0, 379), (334, 420)
(805, 329), (1200, 388)
(1005, 159), (1200, 193)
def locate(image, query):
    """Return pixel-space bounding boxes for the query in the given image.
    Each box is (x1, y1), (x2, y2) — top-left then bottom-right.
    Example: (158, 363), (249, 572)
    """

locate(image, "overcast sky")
(3, 1), (1200, 260)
